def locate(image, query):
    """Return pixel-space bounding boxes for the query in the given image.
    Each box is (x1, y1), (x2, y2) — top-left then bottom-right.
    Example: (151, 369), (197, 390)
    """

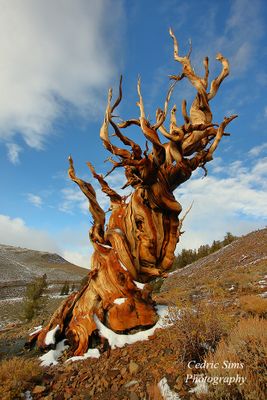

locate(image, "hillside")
(0, 244), (88, 285)
(0, 244), (88, 326)
(158, 228), (267, 305)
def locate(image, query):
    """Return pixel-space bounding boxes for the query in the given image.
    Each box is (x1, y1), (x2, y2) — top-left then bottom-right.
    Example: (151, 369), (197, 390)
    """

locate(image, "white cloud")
(62, 249), (91, 269)
(59, 187), (88, 214)
(0, 214), (91, 268)
(27, 193), (43, 208)
(0, 0), (124, 156)
(249, 142), (267, 157)
(174, 155), (267, 250)
(0, 214), (58, 252)
(6, 143), (22, 164)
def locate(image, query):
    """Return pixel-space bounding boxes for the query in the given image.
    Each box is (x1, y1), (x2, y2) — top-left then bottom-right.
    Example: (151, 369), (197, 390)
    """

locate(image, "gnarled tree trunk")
(28, 30), (237, 356)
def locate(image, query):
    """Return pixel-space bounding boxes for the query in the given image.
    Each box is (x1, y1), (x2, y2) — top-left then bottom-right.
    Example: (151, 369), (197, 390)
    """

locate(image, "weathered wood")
(28, 31), (237, 356)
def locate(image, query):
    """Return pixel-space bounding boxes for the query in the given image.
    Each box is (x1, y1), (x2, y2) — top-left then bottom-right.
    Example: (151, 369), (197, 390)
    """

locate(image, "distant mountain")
(0, 244), (88, 299)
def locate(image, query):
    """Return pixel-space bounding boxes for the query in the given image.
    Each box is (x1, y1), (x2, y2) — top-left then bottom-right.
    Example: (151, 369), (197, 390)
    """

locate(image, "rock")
(108, 369), (120, 378)
(164, 348), (173, 355)
(111, 383), (119, 392)
(129, 393), (139, 400)
(125, 380), (139, 388)
(129, 361), (139, 375)
(32, 385), (46, 394)
(42, 396), (53, 400)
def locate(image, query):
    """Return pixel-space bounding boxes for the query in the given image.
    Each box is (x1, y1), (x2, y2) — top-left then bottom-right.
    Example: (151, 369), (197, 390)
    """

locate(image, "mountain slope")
(159, 228), (267, 304)
(0, 243), (88, 284)
(0, 244), (88, 302)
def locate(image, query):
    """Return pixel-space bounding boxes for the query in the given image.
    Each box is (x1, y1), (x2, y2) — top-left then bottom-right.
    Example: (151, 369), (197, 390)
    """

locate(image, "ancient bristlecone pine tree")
(28, 30), (237, 356)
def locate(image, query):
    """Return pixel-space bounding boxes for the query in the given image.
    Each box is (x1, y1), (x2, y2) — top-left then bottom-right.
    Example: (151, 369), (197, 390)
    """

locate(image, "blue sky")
(0, 0), (267, 268)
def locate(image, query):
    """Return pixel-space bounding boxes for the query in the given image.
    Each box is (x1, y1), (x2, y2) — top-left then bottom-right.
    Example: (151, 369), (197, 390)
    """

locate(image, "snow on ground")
(66, 348), (100, 362)
(39, 340), (69, 366)
(158, 377), (181, 400)
(0, 297), (23, 303)
(29, 325), (42, 336)
(133, 280), (145, 290)
(38, 306), (175, 365)
(45, 324), (60, 345)
(94, 305), (172, 349)
(24, 390), (33, 400)
(113, 297), (127, 305)
(49, 294), (69, 299)
(189, 381), (209, 395)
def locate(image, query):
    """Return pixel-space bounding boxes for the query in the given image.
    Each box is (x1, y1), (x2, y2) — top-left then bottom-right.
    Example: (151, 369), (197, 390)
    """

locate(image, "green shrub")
(22, 274), (48, 321)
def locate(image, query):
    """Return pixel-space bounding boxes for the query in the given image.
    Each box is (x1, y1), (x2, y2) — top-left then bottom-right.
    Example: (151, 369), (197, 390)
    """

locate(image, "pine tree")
(22, 274), (48, 321)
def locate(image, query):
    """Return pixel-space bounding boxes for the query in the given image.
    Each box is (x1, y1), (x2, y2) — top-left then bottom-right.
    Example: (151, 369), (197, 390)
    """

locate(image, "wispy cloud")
(248, 142), (267, 157)
(27, 193), (43, 208)
(59, 187), (88, 215)
(6, 143), (22, 165)
(0, 0), (124, 159)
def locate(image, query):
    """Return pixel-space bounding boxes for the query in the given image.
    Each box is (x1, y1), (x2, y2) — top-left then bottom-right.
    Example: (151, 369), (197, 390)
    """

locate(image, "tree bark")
(27, 30), (237, 356)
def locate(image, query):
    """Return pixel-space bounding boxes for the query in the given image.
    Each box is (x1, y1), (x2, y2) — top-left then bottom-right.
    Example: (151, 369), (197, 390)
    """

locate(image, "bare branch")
(153, 82), (176, 130)
(86, 162), (122, 205)
(100, 88), (132, 160)
(118, 119), (141, 128)
(182, 100), (190, 124)
(110, 75), (123, 113)
(137, 78), (166, 165)
(177, 201), (194, 236)
(205, 115), (237, 161)
(208, 53), (229, 100)
(68, 156), (105, 243)
(202, 57), (209, 89)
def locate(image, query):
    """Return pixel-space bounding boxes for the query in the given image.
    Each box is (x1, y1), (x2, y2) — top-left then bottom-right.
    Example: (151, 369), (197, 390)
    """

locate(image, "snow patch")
(189, 380), (208, 394)
(158, 377), (180, 399)
(24, 391), (33, 400)
(114, 297), (127, 305)
(133, 280), (145, 290)
(66, 348), (100, 362)
(114, 228), (124, 234)
(45, 324), (60, 345)
(39, 340), (68, 366)
(29, 325), (42, 336)
(119, 260), (128, 271)
(0, 297), (23, 303)
(98, 242), (112, 249)
(94, 305), (171, 349)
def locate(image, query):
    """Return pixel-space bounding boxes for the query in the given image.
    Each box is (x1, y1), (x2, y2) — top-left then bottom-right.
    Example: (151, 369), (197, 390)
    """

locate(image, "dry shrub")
(204, 317), (267, 400)
(239, 294), (267, 317)
(169, 303), (234, 363)
(0, 357), (42, 400)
